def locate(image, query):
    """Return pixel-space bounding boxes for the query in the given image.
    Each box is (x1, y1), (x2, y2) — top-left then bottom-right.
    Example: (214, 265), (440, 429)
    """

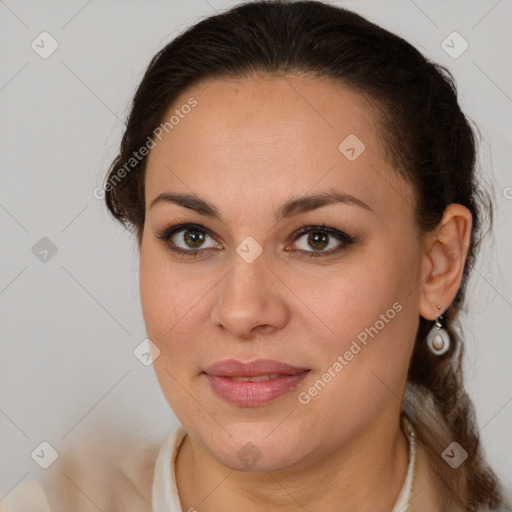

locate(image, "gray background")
(1, 0), (511, 500)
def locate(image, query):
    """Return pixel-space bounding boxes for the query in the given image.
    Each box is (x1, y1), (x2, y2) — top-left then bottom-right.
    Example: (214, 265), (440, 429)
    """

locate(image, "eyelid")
(156, 223), (222, 249)
(292, 225), (353, 244)
(155, 222), (354, 258)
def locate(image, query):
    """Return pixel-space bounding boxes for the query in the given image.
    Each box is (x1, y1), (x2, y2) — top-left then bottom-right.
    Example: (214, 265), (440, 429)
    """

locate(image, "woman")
(2, 1), (510, 511)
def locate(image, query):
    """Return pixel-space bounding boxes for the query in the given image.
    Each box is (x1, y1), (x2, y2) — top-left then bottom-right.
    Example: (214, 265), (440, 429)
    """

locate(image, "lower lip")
(204, 371), (310, 407)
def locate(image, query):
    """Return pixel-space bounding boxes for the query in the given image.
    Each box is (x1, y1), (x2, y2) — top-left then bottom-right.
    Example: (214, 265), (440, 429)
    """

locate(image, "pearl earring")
(427, 305), (450, 355)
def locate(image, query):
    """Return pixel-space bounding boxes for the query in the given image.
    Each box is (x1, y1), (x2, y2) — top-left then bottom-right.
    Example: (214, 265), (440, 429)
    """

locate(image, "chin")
(214, 443), (302, 473)
(195, 424), (308, 473)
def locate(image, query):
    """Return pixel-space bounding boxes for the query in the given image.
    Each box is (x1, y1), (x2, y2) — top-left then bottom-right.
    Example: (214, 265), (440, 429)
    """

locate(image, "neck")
(175, 412), (410, 512)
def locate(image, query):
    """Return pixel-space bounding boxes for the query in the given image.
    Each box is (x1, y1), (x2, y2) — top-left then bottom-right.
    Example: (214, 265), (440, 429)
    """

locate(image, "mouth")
(227, 373), (282, 382)
(202, 359), (311, 407)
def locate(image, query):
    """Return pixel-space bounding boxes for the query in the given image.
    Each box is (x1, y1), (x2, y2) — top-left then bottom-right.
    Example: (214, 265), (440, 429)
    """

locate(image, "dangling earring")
(427, 305), (450, 355)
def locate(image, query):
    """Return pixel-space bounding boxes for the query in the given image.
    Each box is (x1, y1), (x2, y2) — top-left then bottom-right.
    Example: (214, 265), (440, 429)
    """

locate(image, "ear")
(418, 203), (473, 321)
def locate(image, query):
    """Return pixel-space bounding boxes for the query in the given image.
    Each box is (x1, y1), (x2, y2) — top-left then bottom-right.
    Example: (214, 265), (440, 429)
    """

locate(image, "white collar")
(392, 416), (417, 512)
(152, 417), (416, 511)
(152, 423), (187, 511)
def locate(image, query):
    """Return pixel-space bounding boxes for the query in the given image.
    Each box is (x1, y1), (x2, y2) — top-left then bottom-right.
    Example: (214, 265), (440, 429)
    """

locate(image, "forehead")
(144, 74), (413, 220)
(150, 74), (377, 161)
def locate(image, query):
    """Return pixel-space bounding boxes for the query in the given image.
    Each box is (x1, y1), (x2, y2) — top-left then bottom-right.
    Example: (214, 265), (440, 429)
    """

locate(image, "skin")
(139, 74), (472, 511)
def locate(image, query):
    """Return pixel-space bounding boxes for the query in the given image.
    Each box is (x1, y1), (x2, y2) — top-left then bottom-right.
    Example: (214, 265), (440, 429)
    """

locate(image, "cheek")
(295, 291), (411, 435)
(139, 245), (198, 340)
(297, 257), (404, 348)
(139, 250), (201, 413)
(139, 246), (212, 385)
(296, 249), (414, 398)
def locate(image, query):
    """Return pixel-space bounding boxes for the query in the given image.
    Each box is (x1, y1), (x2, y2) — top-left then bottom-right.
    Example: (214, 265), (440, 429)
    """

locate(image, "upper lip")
(203, 359), (310, 377)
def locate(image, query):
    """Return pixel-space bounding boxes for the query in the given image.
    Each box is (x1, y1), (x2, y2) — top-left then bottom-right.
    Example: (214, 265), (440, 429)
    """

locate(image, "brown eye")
(292, 226), (354, 257)
(181, 229), (207, 249)
(156, 223), (222, 257)
(304, 231), (329, 251)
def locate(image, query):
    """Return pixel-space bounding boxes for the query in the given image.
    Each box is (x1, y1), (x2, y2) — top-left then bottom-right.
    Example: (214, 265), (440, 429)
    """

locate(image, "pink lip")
(203, 359), (311, 407)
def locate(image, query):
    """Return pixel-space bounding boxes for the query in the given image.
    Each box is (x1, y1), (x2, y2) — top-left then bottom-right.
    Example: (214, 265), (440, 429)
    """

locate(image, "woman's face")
(140, 74), (426, 471)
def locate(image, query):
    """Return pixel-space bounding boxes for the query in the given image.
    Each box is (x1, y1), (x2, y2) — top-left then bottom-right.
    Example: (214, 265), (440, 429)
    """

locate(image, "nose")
(210, 252), (290, 339)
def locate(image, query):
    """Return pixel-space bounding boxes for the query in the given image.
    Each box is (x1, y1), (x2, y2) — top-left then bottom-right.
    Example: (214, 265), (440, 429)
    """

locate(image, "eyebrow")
(149, 188), (373, 222)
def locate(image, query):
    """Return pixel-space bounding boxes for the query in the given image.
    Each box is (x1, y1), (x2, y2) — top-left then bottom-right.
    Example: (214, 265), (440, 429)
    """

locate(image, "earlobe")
(418, 204), (473, 321)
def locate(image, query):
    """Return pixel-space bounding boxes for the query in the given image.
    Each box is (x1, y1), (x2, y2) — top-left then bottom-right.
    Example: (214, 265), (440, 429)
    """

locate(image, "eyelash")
(155, 222), (355, 260)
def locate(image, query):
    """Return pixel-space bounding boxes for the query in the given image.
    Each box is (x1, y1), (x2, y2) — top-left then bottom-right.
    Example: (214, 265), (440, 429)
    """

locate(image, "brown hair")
(103, 1), (510, 510)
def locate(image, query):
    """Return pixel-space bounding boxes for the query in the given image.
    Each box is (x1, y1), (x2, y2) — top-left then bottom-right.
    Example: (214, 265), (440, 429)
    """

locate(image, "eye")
(289, 225), (354, 258)
(155, 223), (354, 259)
(156, 223), (221, 258)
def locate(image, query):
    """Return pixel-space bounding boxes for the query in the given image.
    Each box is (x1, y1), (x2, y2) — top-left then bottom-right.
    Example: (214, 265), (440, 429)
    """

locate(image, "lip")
(203, 359), (311, 407)
(204, 359), (309, 377)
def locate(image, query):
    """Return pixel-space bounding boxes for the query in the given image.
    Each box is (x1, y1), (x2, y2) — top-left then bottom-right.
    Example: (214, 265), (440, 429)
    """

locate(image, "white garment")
(0, 423), (413, 512)
(151, 419), (416, 512)
(0, 481), (51, 512)
(7, 418), (510, 511)
(152, 424), (188, 512)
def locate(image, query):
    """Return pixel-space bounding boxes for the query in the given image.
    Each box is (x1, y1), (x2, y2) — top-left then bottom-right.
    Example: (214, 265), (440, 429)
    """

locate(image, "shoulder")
(0, 480), (51, 512)
(50, 427), (161, 511)
(1, 428), (164, 512)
